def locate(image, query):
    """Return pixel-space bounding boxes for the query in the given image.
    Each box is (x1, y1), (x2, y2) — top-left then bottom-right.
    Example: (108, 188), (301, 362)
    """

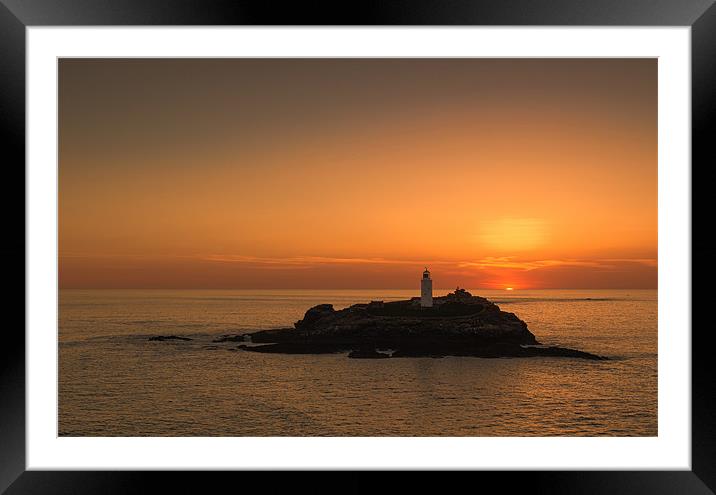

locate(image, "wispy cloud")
(201, 254), (657, 273)
(602, 258), (658, 267)
(201, 254), (453, 267)
(61, 252), (657, 273)
(458, 256), (657, 272)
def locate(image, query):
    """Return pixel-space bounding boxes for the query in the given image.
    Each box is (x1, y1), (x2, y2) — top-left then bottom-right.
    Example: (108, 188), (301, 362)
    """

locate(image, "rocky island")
(237, 288), (606, 360)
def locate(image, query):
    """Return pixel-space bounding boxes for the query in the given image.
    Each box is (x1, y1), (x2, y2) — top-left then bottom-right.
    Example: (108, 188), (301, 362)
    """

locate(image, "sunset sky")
(59, 58), (657, 289)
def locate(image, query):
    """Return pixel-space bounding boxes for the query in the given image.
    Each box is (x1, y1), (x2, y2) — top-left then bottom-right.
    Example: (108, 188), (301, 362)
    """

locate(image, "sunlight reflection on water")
(59, 289), (657, 436)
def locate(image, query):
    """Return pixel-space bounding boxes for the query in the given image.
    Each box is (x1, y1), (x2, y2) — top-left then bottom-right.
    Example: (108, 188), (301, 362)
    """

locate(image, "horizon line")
(58, 287), (658, 291)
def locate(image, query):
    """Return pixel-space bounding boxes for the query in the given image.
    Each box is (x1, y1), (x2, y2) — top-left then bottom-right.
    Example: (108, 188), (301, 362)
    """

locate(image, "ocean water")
(59, 289), (657, 436)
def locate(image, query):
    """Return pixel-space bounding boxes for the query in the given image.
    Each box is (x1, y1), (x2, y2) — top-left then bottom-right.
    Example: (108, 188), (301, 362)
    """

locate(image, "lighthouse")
(420, 267), (433, 307)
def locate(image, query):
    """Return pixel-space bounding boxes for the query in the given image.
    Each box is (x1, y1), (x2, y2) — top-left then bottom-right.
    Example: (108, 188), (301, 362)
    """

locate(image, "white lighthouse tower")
(420, 267), (433, 308)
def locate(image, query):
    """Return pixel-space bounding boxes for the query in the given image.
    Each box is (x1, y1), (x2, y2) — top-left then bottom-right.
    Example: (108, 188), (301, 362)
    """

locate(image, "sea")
(59, 289), (657, 436)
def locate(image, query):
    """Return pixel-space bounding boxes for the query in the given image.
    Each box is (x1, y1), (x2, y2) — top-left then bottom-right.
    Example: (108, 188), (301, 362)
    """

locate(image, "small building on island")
(420, 268), (433, 307)
(446, 287), (473, 302)
(367, 300), (385, 310)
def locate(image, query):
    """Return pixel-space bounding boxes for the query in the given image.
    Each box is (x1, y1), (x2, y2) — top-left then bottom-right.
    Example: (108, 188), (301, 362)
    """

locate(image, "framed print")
(3, 0), (713, 493)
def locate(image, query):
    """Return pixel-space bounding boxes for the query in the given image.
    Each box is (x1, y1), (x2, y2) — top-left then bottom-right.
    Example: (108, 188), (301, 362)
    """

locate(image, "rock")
(237, 290), (607, 361)
(148, 335), (192, 341)
(391, 343), (606, 360)
(236, 341), (605, 361)
(237, 342), (346, 354)
(244, 328), (295, 343)
(212, 334), (247, 343)
(248, 290), (537, 347)
(347, 349), (391, 359)
(295, 304), (336, 331)
(530, 346), (607, 360)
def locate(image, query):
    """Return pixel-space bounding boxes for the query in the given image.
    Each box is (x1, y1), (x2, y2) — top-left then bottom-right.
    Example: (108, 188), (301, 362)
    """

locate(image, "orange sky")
(59, 59), (657, 289)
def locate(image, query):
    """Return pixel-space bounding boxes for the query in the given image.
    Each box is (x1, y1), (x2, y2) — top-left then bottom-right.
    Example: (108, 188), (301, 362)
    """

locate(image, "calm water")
(59, 289), (657, 436)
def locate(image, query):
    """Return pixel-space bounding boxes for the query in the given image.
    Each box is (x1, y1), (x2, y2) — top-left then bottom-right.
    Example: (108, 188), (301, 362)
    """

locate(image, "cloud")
(200, 254), (453, 268)
(200, 253), (657, 273)
(602, 258), (658, 267)
(458, 256), (657, 272)
(62, 252), (657, 274)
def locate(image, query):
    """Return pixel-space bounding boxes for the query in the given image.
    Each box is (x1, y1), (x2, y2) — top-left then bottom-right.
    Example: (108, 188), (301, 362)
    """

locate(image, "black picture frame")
(2, 0), (712, 493)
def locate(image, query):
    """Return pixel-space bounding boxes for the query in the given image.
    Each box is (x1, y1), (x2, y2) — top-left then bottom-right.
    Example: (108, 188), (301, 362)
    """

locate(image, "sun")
(505, 287), (514, 291)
